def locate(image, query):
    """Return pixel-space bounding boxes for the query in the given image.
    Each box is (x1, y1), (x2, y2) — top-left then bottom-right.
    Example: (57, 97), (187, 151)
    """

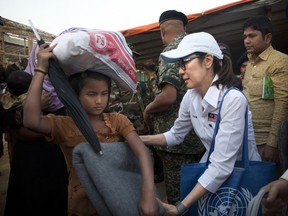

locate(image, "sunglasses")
(179, 55), (199, 70)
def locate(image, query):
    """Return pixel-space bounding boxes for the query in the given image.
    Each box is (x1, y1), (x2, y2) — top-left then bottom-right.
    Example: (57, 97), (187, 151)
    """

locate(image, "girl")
(23, 43), (160, 216)
(140, 32), (261, 215)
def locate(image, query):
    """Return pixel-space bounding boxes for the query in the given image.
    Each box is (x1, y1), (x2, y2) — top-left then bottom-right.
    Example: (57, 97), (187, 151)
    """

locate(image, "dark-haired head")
(236, 52), (249, 75)
(194, 52), (234, 89)
(242, 16), (273, 38)
(6, 70), (32, 96)
(0, 65), (6, 83)
(143, 59), (157, 72)
(68, 71), (112, 112)
(69, 71), (111, 96)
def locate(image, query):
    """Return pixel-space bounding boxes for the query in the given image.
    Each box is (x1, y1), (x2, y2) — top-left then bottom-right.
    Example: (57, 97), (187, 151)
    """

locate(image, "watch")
(175, 201), (188, 215)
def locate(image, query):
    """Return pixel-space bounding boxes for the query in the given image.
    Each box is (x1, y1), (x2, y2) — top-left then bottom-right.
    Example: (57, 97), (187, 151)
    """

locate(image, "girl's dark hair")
(0, 65), (6, 83)
(69, 71), (112, 96)
(242, 16), (273, 38)
(6, 70), (32, 96)
(69, 71), (112, 113)
(196, 52), (234, 88)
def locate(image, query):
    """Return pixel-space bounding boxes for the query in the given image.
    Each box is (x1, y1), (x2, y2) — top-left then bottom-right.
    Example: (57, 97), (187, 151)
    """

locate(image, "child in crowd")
(1, 70), (68, 216)
(23, 43), (160, 216)
(0, 70), (33, 162)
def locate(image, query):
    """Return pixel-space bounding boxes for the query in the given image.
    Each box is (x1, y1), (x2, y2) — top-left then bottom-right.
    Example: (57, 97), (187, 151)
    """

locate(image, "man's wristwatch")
(175, 201), (188, 215)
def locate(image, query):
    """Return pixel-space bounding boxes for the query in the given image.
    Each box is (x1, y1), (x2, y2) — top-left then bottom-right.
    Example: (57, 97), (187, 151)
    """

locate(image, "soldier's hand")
(136, 124), (149, 135)
(143, 110), (152, 125)
(261, 144), (279, 163)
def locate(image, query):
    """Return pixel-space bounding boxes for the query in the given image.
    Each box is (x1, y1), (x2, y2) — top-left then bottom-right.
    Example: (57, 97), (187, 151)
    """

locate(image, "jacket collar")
(203, 74), (222, 109)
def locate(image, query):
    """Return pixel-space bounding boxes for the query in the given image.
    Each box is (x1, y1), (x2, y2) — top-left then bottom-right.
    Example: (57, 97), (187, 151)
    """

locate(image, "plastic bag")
(51, 28), (138, 92)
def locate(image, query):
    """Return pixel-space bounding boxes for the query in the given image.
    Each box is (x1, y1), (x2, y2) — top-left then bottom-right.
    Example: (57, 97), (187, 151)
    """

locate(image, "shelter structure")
(0, 0), (287, 73)
(0, 16), (55, 67)
(122, 0), (288, 73)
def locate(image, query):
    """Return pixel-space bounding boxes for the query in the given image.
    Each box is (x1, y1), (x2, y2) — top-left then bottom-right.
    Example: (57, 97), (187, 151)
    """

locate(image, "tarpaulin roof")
(122, 0), (253, 37)
(122, 0), (288, 72)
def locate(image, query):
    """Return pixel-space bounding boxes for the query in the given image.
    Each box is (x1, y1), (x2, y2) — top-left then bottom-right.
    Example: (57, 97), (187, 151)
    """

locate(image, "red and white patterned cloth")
(51, 28), (138, 92)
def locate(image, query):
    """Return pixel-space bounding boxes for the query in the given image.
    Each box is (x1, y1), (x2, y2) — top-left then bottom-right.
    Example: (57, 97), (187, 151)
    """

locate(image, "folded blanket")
(72, 142), (164, 216)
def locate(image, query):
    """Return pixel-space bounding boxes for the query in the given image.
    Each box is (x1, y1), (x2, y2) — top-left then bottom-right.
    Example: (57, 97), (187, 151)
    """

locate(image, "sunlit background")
(0, 0), (239, 35)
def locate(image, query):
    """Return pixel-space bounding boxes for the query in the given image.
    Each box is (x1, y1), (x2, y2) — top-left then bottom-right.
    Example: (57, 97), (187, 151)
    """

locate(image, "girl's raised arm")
(23, 43), (56, 135)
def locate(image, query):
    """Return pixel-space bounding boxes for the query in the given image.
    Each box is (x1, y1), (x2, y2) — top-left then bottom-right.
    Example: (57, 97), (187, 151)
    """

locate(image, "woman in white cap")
(140, 32), (261, 215)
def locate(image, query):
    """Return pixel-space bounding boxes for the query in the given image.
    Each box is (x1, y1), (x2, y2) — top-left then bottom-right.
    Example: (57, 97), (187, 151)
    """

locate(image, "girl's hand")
(162, 203), (179, 216)
(138, 193), (160, 216)
(36, 43), (57, 72)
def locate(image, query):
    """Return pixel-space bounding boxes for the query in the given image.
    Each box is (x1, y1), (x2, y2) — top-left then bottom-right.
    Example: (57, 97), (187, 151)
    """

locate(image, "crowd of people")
(0, 8), (287, 216)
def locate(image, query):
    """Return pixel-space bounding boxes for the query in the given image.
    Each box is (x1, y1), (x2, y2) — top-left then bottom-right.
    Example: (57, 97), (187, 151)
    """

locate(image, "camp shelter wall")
(123, 0), (288, 73)
(0, 17), (55, 67)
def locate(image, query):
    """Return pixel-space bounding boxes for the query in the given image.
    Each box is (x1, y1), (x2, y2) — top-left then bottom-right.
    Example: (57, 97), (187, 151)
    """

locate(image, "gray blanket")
(72, 142), (164, 216)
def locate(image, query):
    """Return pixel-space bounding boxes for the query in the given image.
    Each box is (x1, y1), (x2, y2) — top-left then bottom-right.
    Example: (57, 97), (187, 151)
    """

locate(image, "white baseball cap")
(161, 32), (223, 63)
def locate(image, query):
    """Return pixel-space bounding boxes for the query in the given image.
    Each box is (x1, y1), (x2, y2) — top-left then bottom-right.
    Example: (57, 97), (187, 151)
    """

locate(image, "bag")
(51, 28), (138, 92)
(180, 88), (276, 216)
(245, 188), (268, 216)
(246, 188), (288, 216)
(72, 142), (164, 216)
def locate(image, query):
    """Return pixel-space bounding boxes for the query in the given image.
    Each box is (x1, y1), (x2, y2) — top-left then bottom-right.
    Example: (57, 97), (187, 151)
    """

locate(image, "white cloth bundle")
(51, 28), (138, 92)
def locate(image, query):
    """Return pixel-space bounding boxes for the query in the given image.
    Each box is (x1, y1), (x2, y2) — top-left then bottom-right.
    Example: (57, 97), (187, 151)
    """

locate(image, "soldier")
(142, 59), (157, 107)
(142, 59), (164, 183)
(143, 10), (204, 204)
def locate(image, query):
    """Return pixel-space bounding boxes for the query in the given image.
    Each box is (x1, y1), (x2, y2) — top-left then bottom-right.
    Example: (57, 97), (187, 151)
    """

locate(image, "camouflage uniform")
(137, 70), (148, 99)
(109, 81), (147, 135)
(141, 66), (164, 182)
(152, 32), (204, 204)
(143, 72), (157, 107)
